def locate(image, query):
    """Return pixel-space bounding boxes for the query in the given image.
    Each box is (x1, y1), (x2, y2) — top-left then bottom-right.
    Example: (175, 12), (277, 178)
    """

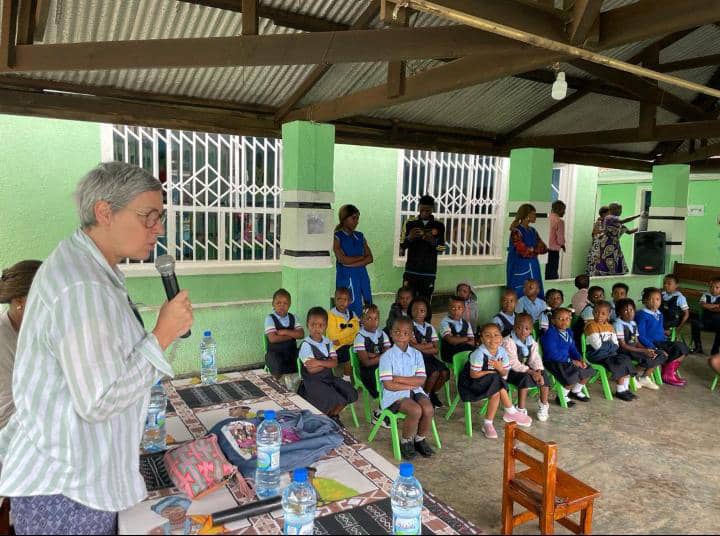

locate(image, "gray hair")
(75, 162), (162, 228)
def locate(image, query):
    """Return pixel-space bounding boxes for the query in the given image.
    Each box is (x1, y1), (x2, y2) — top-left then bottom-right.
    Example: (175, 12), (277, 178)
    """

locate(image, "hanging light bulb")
(552, 71), (568, 100)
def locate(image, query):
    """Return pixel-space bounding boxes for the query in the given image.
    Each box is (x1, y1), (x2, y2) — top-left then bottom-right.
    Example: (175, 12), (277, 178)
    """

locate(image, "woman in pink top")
(545, 201), (566, 280)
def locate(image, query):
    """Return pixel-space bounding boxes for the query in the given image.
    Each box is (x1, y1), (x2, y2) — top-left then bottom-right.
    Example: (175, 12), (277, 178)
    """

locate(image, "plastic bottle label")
(283, 520), (314, 535)
(257, 446), (280, 471)
(393, 514), (421, 535)
(146, 409), (165, 428)
(201, 351), (215, 368)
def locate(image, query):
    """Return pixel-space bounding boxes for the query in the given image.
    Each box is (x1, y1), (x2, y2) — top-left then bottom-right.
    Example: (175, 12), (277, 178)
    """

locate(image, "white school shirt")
(0, 229), (173, 512)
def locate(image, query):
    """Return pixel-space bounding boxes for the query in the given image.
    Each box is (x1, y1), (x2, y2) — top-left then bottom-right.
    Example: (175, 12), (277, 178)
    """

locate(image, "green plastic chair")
(367, 369), (442, 461)
(296, 357), (360, 428)
(710, 374), (720, 391)
(444, 351), (489, 437)
(262, 335), (270, 374)
(349, 348), (376, 424)
(435, 337), (453, 404)
(581, 334), (638, 400)
(538, 339), (590, 408)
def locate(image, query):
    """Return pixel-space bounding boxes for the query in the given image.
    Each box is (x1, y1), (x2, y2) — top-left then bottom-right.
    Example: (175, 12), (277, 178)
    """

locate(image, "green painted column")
(280, 121), (336, 316)
(506, 148), (555, 268)
(649, 164), (690, 269)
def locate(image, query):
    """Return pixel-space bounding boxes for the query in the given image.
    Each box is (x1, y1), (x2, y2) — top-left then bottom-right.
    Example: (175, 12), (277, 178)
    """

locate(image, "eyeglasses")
(339, 322), (355, 330)
(133, 208), (166, 229)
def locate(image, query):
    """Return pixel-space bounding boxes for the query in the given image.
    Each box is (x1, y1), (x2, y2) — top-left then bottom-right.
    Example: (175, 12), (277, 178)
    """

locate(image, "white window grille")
(102, 125), (282, 267)
(395, 150), (508, 262)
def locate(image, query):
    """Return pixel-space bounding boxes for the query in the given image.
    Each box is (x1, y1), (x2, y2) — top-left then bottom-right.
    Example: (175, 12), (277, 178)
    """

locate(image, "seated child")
(385, 286), (414, 336)
(327, 287), (360, 376)
(610, 282), (629, 321)
(264, 288), (304, 382)
(541, 308), (594, 406)
(583, 301), (637, 401)
(493, 288), (517, 337)
(353, 304), (391, 409)
(515, 279), (547, 323)
(456, 281), (479, 328)
(570, 274), (590, 315)
(458, 323), (532, 439)
(440, 296), (476, 362)
(661, 274), (690, 333)
(502, 313), (551, 421)
(573, 285), (605, 346)
(614, 298), (666, 390)
(691, 277), (720, 355)
(408, 297), (450, 408)
(539, 288), (564, 334)
(379, 317), (436, 460)
(636, 287), (690, 387)
(709, 352), (720, 380)
(298, 307), (358, 425)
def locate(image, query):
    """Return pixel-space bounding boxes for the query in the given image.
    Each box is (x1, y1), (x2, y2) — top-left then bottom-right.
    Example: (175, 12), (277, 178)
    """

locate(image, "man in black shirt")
(400, 195), (446, 300)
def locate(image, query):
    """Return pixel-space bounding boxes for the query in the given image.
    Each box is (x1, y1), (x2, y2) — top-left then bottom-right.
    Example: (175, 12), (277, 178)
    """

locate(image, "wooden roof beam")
(241, 0), (258, 36)
(658, 141), (720, 164)
(1, 0), (17, 68)
(567, 0), (602, 45)
(656, 54), (720, 73)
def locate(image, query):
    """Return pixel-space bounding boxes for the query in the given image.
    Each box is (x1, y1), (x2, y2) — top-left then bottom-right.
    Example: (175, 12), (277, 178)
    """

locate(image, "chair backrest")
(580, 333), (587, 360)
(374, 367), (384, 397)
(349, 348), (362, 386)
(296, 357), (303, 375)
(263, 334), (268, 353)
(452, 350), (471, 380)
(503, 422), (559, 514)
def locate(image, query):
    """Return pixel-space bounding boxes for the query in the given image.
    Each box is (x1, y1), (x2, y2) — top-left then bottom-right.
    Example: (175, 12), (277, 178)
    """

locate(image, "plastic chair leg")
(445, 394), (460, 420)
(554, 382), (569, 409)
(361, 390), (372, 424)
(653, 367), (663, 386)
(629, 376), (638, 392)
(347, 402), (360, 428)
(479, 398), (489, 416)
(443, 382), (451, 405)
(389, 417), (402, 461)
(367, 413), (383, 443)
(710, 374), (719, 391)
(592, 365), (613, 400)
(464, 401), (473, 437)
(430, 418), (442, 449)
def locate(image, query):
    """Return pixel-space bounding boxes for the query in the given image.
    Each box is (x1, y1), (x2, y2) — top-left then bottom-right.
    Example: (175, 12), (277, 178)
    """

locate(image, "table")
(119, 370), (483, 535)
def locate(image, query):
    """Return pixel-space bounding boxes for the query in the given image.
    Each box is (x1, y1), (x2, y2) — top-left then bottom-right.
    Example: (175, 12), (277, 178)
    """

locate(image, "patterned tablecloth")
(119, 370), (483, 535)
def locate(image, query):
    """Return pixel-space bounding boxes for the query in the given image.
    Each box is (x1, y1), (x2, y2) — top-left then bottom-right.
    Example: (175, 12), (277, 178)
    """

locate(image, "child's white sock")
(504, 405), (517, 414)
(415, 435), (425, 442)
(484, 419), (493, 426)
(562, 386), (571, 397)
(571, 383), (587, 398)
(401, 437), (413, 444)
(617, 378), (630, 393)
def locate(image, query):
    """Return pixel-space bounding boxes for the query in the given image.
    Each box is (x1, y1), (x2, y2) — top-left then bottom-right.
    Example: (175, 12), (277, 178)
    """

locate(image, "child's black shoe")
(555, 397), (575, 407)
(568, 392), (590, 402)
(400, 441), (417, 460)
(414, 439), (434, 458)
(429, 392), (443, 408)
(615, 391), (634, 402)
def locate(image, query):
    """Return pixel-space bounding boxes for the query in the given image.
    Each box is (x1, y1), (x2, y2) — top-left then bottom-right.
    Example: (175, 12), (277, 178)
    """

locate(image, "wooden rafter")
(32, 0), (50, 41)
(241, 0), (258, 35)
(273, 0), (380, 123)
(2, 26), (529, 72)
(657, 54), (720, 73)
(0, 0), (17, 68)
(659, 142), (720, 164)
(567, 0), (602, 45)
(15, 0), (36, 45)
(383, 1), (409, 99)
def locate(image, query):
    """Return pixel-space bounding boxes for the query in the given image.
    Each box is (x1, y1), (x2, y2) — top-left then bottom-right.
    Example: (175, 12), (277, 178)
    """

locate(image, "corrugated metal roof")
(661, 24), (720, 64)
(601, 0), (638, 12)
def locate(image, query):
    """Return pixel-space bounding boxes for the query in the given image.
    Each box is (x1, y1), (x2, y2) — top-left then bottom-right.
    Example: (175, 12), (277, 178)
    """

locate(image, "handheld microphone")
(154, 255), (191, 339)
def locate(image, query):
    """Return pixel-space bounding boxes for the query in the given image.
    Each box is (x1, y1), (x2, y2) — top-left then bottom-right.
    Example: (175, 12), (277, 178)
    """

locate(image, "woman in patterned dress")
(591, 203), (641, 276)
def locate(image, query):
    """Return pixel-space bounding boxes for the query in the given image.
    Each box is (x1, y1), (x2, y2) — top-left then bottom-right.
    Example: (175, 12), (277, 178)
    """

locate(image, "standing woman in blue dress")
(506, 203), (548, 298)
(333, 204), (374, 318)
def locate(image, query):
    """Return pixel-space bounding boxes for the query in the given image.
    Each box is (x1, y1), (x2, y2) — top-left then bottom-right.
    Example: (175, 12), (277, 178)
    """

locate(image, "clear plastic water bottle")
(200, 330), (217, 384)
(141, 381), (167, 452)
(255, 409), (282, 498)
(282, 468), (317, 535)
(391, 463), (423, 535)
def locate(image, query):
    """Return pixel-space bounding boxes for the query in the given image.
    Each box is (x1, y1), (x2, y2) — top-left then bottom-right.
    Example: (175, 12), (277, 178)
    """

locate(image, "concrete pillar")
(649, 164), (689, 269)
(280, 121), (335, 316)
(507, 147), (555, 250)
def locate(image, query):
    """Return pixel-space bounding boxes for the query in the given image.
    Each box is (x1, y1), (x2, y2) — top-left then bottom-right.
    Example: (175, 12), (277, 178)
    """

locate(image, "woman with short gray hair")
(0, 162), (193, 534)
(589, 202), (642, 276)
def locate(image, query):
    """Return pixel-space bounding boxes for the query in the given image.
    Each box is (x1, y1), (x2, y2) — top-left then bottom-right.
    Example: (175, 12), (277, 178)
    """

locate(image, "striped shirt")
(0, 229), (173, 512)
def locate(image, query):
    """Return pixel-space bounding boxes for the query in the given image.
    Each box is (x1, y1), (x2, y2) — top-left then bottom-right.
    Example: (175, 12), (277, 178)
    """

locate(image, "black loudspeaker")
(632, 231), (666, 275)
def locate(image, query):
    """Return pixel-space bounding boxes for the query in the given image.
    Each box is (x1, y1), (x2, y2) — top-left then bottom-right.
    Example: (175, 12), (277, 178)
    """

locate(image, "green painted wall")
(508, 148), (554, 202)
(571, 165), (599, 277)
(651, 164), (689, 208)
(596, 180), (646, 268)
(281, 121), (334, 192)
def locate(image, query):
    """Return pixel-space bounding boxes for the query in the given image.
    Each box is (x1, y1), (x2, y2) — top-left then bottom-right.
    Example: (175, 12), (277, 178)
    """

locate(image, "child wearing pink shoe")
(457, 323), (532, 439)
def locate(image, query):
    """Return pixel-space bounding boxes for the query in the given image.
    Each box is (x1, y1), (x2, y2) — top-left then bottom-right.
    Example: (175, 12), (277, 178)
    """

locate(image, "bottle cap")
(263, 410), (276, 420)
(399, 462), (414, 477)
(292, 468), (308, 482)
(204, 330), (211, 337)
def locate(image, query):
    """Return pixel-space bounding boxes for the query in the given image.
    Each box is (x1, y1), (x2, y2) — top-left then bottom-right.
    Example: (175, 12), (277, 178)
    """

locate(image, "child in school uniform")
(385, 286), (414, 336)
(353, 304), (391, 422)
(458, 323), (532, 439)
(541, 308), (594, 406)
(515, 279), (547, 323)
(614, 298), (665, 390)
(298, 307), (358, 426)
(493, 288), (517, 338)
(611, 282), (629, 322)
(327, 287), (360, 376)
(661, 274), (690, 333)
(539, 288), (564, 334)
(264, 288), (305, 384)
(583, 301), (637, 401)
(636, 287), (690, 387)
(502, 313), (551, 421)
(379, 317), (436, 460)
(439, 296), (476, 362)
(573, 285), (605, 347)
(408, 297), (450, 408)
(571, 274), (590, 315)
(456, 281), (479, 329)
(691, 277), (720, 355)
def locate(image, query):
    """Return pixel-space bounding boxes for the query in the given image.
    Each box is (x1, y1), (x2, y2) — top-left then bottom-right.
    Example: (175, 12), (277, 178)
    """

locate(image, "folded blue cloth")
(209, 409), (344, 477)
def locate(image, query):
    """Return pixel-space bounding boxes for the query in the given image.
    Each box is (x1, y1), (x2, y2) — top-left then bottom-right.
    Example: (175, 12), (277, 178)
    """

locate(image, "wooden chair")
(0, 497), (10, 535)
(502, 422), (600, 535)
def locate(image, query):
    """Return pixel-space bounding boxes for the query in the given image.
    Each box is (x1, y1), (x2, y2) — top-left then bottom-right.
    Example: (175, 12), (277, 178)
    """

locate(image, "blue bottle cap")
(293, 468), (308, 482)
(264, 410), (276, 420)
(204, 330), (211, 337)
(399, 462), (414, 477)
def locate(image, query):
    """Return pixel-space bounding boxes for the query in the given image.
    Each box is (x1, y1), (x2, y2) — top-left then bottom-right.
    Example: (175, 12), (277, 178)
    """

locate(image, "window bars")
(104, 125), (282, 265)
(397, 150), (508, 260)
